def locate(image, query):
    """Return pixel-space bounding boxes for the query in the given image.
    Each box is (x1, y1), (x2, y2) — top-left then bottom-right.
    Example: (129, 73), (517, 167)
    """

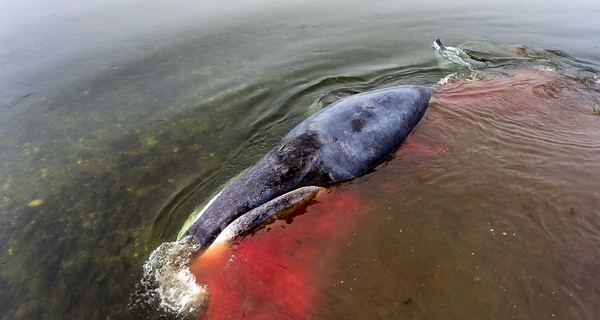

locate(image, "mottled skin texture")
(185, 85), (431, 247)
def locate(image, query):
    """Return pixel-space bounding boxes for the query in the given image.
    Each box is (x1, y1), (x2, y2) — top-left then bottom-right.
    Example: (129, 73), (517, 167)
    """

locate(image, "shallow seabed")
(1, 0), (599, 319)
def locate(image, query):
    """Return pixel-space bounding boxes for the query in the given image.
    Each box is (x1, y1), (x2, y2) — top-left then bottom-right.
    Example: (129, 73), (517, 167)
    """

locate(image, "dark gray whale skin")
(184, 85), (431, 247)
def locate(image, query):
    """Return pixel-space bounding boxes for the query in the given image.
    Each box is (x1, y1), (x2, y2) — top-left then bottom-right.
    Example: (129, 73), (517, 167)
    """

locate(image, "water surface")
(1, 0), (599, 319)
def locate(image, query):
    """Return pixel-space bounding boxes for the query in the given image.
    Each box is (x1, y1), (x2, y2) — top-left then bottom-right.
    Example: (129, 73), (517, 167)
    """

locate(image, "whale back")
(289, 85), (431, 181)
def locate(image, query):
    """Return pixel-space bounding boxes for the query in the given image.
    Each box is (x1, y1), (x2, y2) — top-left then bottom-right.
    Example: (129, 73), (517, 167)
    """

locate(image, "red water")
(189, 190), (373, 319)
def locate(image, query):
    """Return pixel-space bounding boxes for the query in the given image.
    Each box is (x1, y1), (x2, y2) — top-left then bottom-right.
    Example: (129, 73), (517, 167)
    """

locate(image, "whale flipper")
(212, 186), (324, 244)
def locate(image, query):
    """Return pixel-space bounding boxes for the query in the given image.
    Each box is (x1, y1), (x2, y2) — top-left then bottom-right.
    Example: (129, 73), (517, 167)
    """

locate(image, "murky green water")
(1, 0), (599, 319)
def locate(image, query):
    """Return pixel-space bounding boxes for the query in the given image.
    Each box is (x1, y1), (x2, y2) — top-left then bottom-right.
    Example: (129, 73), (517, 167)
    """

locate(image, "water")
(1, 0), (600, 319)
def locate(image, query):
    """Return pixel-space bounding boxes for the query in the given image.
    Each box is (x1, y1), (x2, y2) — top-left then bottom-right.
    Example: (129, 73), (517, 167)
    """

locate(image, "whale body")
(184, 85), (431, 247)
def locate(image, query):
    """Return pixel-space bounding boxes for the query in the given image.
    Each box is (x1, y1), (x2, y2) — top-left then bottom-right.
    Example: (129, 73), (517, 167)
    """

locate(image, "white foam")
(134, 237), (209, 317)
(436, 72), (458, 85)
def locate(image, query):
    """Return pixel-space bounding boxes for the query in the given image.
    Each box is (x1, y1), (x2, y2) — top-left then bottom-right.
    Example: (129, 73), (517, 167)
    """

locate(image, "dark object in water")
(184, 85), (432, 247)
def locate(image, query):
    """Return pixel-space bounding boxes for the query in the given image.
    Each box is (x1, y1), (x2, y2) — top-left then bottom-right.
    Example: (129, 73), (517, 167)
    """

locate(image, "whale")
(130, 84), (432, 317)
(182, 85), (432, 248)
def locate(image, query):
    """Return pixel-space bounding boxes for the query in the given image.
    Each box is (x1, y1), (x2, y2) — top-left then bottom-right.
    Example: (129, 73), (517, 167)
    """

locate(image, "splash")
(432, 39), (485, 85)
(130, 237), (208, 319)
(436, 72), (459, 85)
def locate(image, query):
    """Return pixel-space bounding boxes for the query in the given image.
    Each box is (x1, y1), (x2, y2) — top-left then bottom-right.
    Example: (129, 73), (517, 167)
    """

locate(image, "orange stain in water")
(188, 190), (371, 319)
